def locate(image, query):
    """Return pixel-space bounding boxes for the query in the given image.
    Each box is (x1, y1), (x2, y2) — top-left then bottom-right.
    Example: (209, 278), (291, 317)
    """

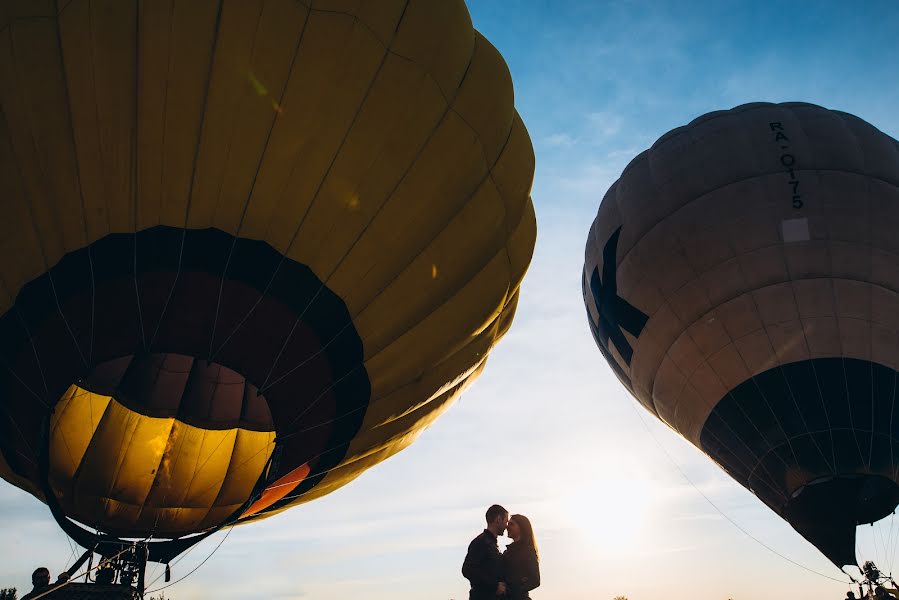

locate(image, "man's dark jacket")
(462, 529), (503, 599)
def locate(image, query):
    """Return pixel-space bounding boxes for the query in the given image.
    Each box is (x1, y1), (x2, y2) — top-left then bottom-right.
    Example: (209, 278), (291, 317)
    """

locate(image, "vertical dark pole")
(136, 543), (148, 598)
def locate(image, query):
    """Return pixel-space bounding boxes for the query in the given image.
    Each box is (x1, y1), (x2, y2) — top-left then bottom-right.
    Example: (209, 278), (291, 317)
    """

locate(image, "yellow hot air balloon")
(583, 102), (899, 568)
(0, 0), (535, 559)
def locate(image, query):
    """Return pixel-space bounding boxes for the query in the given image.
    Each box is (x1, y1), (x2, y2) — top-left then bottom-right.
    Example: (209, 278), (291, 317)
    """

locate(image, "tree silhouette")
(613, 596), (628, 600)
(0, 588), (16, 600)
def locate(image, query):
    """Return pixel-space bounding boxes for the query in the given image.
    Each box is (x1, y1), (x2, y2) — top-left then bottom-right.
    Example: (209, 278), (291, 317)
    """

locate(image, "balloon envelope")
(583, 102), (899, 567)
(0, 0), (535, 541)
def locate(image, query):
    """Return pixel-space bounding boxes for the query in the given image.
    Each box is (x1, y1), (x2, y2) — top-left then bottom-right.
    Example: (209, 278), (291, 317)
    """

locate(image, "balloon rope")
(625, 395), (851, 584)
(144, 525), (234, 595)
(892, 513), (899, 574)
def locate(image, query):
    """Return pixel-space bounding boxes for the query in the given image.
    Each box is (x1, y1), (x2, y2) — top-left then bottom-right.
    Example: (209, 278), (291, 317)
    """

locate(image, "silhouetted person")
(463, 504), (508, 599)
(845, 592), (856, 600)
(503, 514), (540, 599)
(21, 567), (51, 600)
(95, 563), (115, 585)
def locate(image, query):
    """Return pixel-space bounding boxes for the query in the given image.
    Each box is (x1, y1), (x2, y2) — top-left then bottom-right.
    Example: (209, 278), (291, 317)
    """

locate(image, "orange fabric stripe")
(240, 463), (311, 518)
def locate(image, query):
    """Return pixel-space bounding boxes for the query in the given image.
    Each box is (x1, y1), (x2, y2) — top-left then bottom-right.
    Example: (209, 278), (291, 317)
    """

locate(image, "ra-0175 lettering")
(769, 121), (803, 209)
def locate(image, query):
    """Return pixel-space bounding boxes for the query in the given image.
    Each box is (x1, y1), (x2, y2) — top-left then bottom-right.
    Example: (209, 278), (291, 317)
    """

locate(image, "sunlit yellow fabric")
(50, 385), (275, 537)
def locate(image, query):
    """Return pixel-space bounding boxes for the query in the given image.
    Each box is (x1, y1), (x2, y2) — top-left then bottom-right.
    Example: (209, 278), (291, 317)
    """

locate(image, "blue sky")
(2, 1), (899, 598)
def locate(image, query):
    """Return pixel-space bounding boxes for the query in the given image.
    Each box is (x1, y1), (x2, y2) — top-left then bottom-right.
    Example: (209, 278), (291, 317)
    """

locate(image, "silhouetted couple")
(462, 504), (540, 599)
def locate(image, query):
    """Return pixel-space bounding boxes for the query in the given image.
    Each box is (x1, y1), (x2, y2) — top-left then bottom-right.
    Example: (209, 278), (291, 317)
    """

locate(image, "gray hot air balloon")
(583, 102), (899, 568)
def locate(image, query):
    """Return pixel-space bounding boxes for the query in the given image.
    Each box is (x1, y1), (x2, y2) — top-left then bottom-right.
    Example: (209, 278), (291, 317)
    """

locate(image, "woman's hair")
(511, 514), (539, 560)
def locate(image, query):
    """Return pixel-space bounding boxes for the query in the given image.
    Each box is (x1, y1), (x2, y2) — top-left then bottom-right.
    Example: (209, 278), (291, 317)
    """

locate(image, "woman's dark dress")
(502, 541), (540, 599)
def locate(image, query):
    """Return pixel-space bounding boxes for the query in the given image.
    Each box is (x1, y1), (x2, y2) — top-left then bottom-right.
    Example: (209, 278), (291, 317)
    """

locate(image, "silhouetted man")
(462, 504), (508, 599)
(21, 567), (51, 600)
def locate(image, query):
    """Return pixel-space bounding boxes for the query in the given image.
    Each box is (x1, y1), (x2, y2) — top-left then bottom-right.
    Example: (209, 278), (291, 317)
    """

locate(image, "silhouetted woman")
(503, 514), (540, 599)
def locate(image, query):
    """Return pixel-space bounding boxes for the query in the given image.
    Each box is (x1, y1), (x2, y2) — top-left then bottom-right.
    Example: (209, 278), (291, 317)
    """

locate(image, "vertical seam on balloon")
(491, 116), (531, 329)
(0, 267), (45, 405)
(147, 0), (226, 349)
(644, 140), (801, 476)
(140, 0), (177, 350)
(205, 1), (266, 229)
(174, 356), (197, 425)
(58, 0), (77, 18)
(831, 108), (875, 472)
(273, 375), (507, 510)
(143, 417), (185, 535)
(85, 0), (111, 237)
(104, 400), (144, 512)
(69, 394), (115, 518)
(668, 313), (793, 480)
(194, 428), (239, 531)
(0, 95), (50, 412)
(182, 427), (232, 516)
(52, 410), (79, 489)
(768, 282), (837, 474)
(259, 102), (512, 394)
(806, 351), (839, 472)
(130, 414), (174, 529)
(0, 401), (39, 466)
(702, 422), (788, 504)
(277, 296), (504, 437)
(828, 281), (868, 466)
(753, 117), (838, 477)
(319, 38), (483, 289)
(212, 20), (511, 409)
(49, 386), (75, 438)
(13, 310), (50, 403)
(193, 435), (275, 503)
(737, 288), (835, 470)
(703, 383), (791, 497)
(156, 0), (177, 230)
(50, 388), (80, 475)
(54, 1), (98, 364)
(0, 351), (44, 403)
(208, 1), (414, 361)
(132, 1), (146, 349)
(724, 109), (825, 473)
(857, 117), (877, 471)
(788, 107), (866, 469)
(210, 4), (313, 359)
(207, 427), (244, 519)
(5, 23), (89, 374)
(180, 427), (210, 519)
(321, 44), (505, 327)
(1, 25), (72, 283)
(278, 2), (412, 246)
(277, 0), (414, 264)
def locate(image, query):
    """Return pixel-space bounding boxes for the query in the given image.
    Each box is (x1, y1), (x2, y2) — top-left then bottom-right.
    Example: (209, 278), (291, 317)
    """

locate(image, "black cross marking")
(584, 226), (649, 389)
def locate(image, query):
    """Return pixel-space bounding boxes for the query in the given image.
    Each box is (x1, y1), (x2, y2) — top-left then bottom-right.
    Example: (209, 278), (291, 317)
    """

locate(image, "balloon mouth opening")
(47, 353), (279, 538)
(791, 474), (899, 526)
(785, 474), (899, 567)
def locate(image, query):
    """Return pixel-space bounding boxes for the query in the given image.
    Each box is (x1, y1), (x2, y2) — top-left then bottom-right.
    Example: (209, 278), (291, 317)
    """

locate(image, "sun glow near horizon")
(555, 459), (658, 558)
